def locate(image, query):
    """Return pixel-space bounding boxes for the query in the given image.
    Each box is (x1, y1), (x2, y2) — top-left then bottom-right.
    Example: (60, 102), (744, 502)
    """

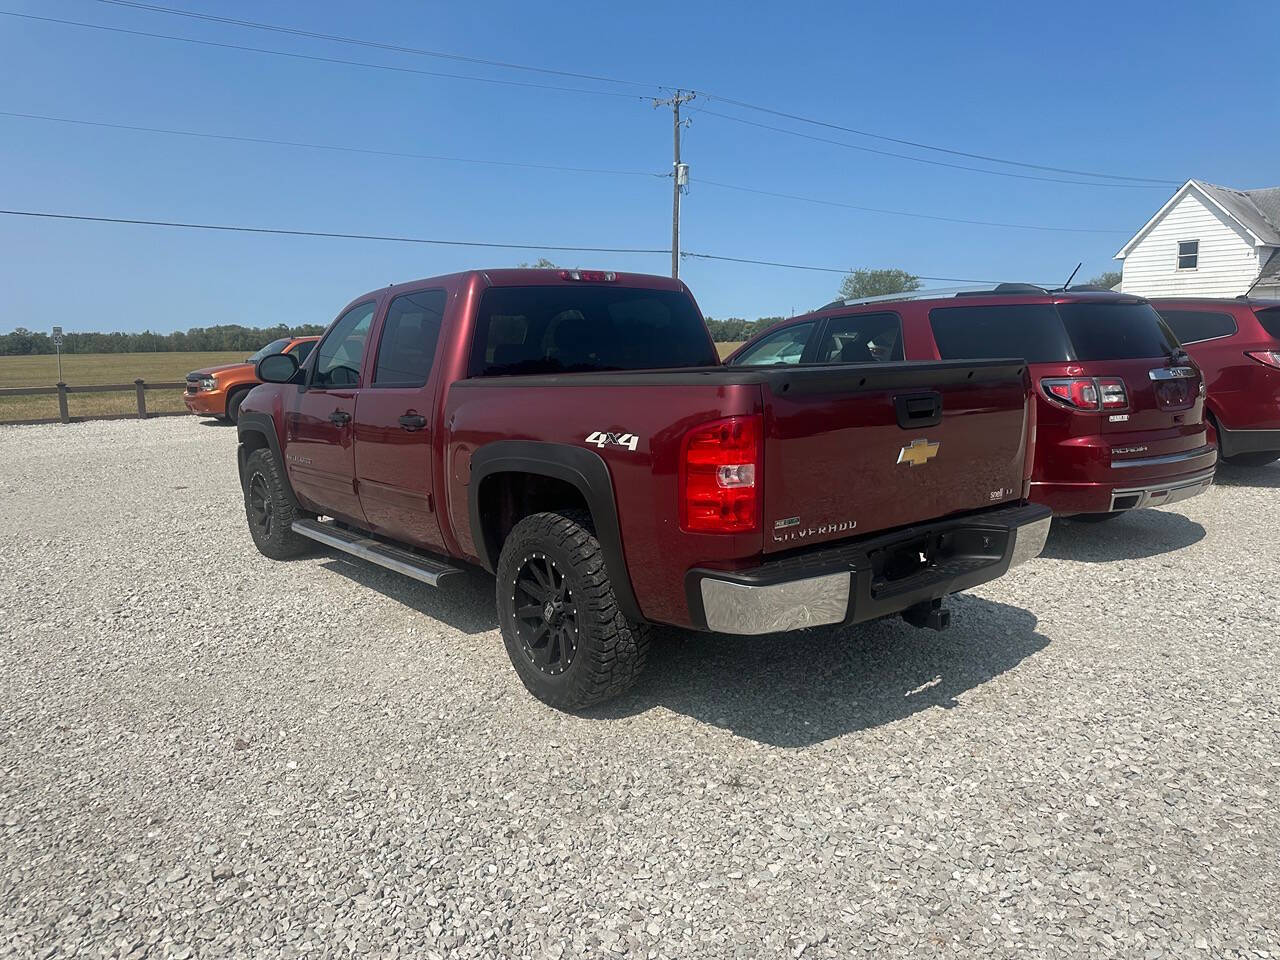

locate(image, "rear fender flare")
(237, 412), (301, 510)
(468, 440), (641, 623)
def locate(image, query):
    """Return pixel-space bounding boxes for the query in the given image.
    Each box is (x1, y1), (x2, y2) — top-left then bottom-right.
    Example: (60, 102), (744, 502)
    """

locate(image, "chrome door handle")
(398, 414), (427, 431)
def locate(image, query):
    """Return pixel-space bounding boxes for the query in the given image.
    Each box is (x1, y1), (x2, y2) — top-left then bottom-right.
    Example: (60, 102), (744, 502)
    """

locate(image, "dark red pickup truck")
(236, 268), (1051, 708)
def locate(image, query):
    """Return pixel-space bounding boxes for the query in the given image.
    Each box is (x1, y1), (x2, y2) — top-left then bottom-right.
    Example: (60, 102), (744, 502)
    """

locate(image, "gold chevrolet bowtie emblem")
(897, 438), (940, 467)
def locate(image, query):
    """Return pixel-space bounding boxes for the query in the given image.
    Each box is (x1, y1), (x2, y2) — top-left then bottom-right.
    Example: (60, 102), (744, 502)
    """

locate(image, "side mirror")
(256, 352), (300, 384)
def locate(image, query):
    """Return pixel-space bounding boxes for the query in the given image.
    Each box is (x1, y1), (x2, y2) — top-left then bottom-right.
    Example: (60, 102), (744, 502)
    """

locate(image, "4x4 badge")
(897, 438), (940, 467)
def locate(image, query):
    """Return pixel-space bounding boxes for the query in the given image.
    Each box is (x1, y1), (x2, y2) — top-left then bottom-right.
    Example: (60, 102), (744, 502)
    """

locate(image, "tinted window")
(814, 313), (903, 363)
(313, 302), (375, 388)
(288, 340), (316, 363)
(248, 338), (291, 363)
(374, 289), (446, 387)
(1156, 309), (1237, 344)
(734, 322), (815, 366)
(1057, 303), (1179, 360)
(1255, 307), (1280, 340)
(929, 304), (1071, 363)
(470, 285), (716, 376)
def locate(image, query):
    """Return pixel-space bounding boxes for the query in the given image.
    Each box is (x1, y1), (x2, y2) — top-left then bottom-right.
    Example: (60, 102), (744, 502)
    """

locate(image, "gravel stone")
(1, 418), (1278, 958)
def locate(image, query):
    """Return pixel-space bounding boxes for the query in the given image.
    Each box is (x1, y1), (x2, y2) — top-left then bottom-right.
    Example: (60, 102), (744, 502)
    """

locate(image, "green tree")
(517, 257), (560, 269)
(1087, 270), (1122, 290)
(837, 268), (921, 301)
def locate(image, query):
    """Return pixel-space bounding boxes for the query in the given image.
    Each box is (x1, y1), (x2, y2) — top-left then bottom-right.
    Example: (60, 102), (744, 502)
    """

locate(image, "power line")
(0, 111), (664, 179)
(0, 207), (1016, 283)
(697, 178), (1128, 233)
(692, 107), (1170, 188)
(0, 209), (671, 255)
(85, 0), (1177, 187)
(680, 251), (1003, 282)
(91, 0), (659, 90)
(0, 109), (1134, 234)
(0, 11), (651, 102)
(699, 93), (1179, 185)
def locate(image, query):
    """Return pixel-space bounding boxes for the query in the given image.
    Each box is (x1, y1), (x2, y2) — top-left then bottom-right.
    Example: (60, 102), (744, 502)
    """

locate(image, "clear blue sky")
(0, 0), (1271, 334)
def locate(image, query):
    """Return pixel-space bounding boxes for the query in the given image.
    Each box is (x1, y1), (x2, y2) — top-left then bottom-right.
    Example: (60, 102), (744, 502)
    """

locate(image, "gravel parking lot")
(1, 417), (1278, 959)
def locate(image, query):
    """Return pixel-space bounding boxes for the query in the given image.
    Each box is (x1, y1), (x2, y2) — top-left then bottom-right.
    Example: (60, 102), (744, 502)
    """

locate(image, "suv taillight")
(1245, 350), (1280, 369)
(680, 415), (760, 533)
(1041, 377), (1128, 412)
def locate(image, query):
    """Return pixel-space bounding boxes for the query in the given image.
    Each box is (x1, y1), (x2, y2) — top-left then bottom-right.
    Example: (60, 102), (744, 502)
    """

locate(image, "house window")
(1177, 240), (1199, 270)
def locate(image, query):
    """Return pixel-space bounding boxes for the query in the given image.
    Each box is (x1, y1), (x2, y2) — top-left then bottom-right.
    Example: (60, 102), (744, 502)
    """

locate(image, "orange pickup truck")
(184, 336), (319, 423)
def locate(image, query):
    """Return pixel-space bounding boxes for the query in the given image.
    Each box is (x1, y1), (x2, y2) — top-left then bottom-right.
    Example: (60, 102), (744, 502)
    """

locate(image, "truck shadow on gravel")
(319, 557), (499, 634)
(1039, 509), (1205, 562)
(590, 596), (1048, 748)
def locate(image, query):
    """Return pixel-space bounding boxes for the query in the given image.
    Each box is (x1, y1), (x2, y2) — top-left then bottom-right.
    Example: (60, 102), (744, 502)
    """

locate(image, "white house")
(1115, 179), (1280, 299)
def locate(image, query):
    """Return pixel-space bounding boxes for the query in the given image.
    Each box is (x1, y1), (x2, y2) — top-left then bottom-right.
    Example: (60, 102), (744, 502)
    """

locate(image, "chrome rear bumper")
(690, 503), (1052, 636)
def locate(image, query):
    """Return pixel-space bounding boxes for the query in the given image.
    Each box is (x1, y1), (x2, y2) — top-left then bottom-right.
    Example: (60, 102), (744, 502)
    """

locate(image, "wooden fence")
(0, 380), (188, 424)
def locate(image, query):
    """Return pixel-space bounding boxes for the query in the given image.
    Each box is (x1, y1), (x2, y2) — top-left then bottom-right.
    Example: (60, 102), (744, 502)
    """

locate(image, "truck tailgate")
(760, 360), (1031, 553)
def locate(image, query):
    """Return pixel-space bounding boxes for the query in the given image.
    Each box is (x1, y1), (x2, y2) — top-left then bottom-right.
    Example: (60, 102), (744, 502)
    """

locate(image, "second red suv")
(1151, 297), (1280, 467)
(728, 285), (1216, 518)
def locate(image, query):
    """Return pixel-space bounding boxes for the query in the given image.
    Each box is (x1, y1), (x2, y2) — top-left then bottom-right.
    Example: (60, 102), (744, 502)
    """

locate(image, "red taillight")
(680, 415), (760, 533)
(559, 269), (616, 282)
(1245, 350), (1280, 369)
(1041, 377), (1100, 411)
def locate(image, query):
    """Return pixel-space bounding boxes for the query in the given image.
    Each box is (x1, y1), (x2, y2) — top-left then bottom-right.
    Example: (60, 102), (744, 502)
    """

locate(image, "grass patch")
(0, 351), (244, 423)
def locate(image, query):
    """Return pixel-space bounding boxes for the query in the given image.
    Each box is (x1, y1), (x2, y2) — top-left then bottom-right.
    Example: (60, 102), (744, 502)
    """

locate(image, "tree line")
(0, 324), (327, 356)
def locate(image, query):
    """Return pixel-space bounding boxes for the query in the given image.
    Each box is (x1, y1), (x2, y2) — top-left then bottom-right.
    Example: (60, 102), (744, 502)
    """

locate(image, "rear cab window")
(469, 285), (717, 376)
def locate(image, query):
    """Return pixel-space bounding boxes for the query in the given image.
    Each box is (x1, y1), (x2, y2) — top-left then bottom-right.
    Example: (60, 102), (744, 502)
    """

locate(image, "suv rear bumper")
(1033, 461), (1215, 515)
(685, 502), (1052, 635)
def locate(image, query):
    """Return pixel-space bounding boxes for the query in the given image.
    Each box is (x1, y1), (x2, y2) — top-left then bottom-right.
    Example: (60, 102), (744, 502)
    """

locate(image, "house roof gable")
(1115, 179), (1280, 259)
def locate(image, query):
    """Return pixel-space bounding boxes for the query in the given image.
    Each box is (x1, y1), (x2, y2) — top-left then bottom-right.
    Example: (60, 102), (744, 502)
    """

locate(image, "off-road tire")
(1222, 451), (1280, 468)
(242, 447), (311, 560)
(226, 388), (250, 425)
(495, 510), (650, 710)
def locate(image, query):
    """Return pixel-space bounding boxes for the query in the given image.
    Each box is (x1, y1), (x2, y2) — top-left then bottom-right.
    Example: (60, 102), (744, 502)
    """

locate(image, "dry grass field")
(1, 345), (746, 422)
(0, 351), (244, 422)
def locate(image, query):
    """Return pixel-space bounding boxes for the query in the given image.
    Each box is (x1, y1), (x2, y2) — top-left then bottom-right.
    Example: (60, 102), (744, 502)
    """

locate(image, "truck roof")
(354, 268), (688, 305)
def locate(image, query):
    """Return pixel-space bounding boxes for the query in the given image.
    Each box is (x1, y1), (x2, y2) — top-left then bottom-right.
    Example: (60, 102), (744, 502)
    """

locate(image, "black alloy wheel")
(510, 552), (579, 676)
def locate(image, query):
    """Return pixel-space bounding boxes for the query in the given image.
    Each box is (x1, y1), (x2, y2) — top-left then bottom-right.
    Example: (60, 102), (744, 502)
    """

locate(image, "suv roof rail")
(830, 282), (1050, 308)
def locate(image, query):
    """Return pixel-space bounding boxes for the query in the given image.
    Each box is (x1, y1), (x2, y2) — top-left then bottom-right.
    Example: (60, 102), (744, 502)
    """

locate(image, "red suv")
(727, 285), (1216, 518)
(1150, 297), (1280, 467)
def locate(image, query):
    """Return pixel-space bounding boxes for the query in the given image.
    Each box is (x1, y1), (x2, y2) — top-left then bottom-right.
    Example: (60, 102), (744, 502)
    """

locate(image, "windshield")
(248, 338), (292, 363)
(929, 301), (1179, 363)
(469, 285), (717, 376)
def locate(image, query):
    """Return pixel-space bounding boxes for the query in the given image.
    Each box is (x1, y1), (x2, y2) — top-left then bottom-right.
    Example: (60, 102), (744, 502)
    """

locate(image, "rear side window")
(313, 302), (375, 388)
(1057, 303), (1179, 360)
(373, 289), (446, 387)
(469, 285), (716, 376)
(1156, 309), (1238, 344)
(1255, 307), (1280, 340)
(928, 304), (1071, 363)
(814, 312), (903, 363)
(734, 322), (814, 366)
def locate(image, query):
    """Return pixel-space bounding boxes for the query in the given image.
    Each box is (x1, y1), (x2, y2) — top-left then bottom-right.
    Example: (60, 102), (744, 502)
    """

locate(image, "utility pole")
(655, 90), (695, 278)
